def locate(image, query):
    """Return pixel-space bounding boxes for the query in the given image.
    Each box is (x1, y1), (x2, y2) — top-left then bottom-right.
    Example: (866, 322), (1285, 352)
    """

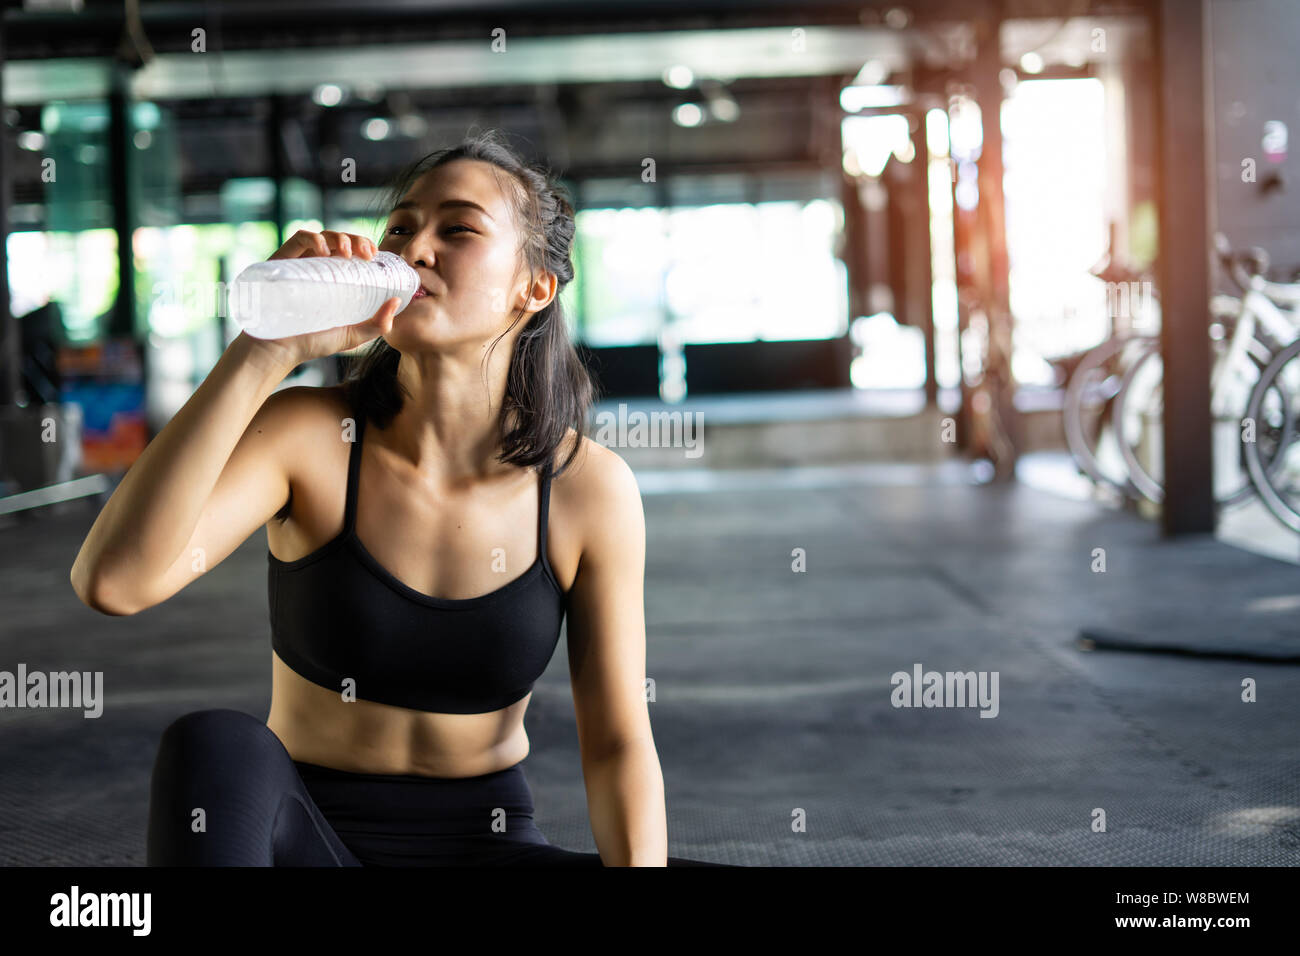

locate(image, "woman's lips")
(412, 286), (431, 299)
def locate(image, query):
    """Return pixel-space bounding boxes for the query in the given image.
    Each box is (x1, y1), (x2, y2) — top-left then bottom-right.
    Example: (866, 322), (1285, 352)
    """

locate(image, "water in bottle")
(229, 250), (421, 340)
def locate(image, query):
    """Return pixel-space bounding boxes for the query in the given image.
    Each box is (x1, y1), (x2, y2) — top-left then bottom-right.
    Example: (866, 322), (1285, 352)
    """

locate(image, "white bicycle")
(1243, 329), (1300, 533)
(1112, 242), (1300, 507)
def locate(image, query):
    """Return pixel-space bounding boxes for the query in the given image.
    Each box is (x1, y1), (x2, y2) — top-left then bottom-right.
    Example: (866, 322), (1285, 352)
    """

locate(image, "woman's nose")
(403, 231), (435, 269)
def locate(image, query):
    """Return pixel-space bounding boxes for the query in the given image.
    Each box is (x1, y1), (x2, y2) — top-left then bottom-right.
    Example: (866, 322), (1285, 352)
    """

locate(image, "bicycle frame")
(1071, 239), (1300, 509)
(1213, 282), (1300, 417)
(1111, 284), (1300, 506)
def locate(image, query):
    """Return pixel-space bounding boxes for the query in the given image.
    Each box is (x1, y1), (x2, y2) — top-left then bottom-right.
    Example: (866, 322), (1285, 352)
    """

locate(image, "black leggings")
(146, 709), (732, 867)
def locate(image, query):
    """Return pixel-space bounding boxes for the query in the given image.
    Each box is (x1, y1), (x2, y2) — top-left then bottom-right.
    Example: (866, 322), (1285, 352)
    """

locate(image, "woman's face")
(378, 158), (552, 351)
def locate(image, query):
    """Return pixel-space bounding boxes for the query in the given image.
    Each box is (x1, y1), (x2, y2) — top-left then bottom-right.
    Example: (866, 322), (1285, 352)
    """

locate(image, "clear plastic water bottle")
(229, 250), (420, 340)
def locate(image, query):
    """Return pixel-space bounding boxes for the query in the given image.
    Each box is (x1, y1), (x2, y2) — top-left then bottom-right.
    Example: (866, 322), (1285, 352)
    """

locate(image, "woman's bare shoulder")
(550, 428), (639, 504)
(548, 429), (643, 580)
(257, 383), (358, 455)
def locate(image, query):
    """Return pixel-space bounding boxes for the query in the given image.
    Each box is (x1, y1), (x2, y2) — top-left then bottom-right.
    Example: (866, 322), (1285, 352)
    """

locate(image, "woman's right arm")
(70, 333), (301, 615)
(70, 228), (399, 616)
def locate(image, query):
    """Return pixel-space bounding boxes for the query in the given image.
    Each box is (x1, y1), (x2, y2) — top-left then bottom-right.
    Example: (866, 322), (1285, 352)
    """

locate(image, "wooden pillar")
(971, 8), (1019, 480)
(1154, 0), (1215, 533)
(0, 13), (16, 404)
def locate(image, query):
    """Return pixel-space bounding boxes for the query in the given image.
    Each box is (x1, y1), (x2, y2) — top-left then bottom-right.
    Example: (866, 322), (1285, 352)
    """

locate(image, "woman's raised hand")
(239, 229), (402, 371)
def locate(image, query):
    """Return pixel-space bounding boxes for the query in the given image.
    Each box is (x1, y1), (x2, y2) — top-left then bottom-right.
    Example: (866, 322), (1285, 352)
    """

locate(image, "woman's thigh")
(146, 708), (360, 867)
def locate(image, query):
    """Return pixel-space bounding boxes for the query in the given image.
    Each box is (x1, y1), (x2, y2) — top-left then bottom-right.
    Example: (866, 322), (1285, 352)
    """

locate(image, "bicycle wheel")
(1243, 338), (1300, 532)
(1062, 335), (1154, 499)
(1114, 335), (1285, 507)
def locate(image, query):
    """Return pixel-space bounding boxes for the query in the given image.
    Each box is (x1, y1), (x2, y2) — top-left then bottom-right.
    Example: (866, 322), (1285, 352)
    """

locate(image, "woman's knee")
(148, 709), (296, 865)
(154, 708), (283, 771)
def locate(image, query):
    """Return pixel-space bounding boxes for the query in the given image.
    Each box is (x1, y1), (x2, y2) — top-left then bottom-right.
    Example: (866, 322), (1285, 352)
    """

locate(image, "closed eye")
(386, 224), (474, 236)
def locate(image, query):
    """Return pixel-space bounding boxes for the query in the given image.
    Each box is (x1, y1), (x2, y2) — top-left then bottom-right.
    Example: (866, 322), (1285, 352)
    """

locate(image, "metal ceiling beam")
(4, 0), (1148, 63)
(3, 25), (912, 104)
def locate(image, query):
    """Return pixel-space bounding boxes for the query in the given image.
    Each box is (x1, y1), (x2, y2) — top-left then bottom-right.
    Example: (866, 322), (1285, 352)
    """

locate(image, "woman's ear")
(524, 272), (558, 313)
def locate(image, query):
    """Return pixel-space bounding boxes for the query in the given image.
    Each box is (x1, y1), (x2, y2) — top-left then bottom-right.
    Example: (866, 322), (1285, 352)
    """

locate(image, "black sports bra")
(267, 410), (566, 714)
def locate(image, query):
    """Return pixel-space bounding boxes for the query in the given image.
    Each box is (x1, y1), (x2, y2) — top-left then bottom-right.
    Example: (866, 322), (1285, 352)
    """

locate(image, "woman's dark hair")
(339, 128), (597, 479)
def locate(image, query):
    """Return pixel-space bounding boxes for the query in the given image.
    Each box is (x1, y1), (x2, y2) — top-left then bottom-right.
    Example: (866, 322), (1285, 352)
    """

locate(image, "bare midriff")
(265, 653), (532, 778)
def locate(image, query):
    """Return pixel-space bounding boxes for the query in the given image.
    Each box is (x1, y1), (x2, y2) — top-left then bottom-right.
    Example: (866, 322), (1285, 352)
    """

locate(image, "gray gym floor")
(2, 458), (1298, 866)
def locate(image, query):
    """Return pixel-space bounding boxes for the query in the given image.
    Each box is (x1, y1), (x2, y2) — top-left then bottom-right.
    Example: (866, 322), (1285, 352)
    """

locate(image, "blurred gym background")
(2, 1), (1299, 867)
